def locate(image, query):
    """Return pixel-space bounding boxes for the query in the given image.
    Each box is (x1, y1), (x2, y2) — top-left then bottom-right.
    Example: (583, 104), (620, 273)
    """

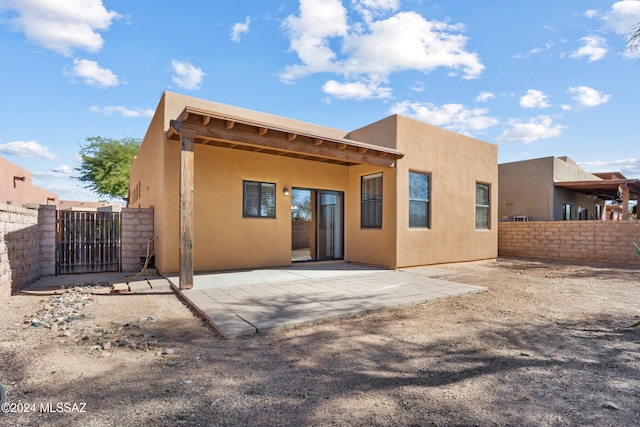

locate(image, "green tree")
(76, 136), (141, 199)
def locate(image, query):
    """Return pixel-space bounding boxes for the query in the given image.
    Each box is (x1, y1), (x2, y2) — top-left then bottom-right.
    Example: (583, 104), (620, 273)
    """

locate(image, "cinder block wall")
(0, 204), (42, 299)
(499, 220), (640, 264)
(39, 205), (56, 276)
(121, 208), (155, 272)
(291, 221), (311, 250)
(1, 205), (154, 299)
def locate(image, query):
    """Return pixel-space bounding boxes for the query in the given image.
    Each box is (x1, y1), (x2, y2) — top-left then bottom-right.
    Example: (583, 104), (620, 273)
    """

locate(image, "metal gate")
(56, 210), (120, 274)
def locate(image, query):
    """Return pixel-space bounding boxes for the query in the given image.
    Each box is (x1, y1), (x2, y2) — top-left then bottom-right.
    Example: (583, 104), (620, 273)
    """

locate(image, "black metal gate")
(56, 210), (120, 274)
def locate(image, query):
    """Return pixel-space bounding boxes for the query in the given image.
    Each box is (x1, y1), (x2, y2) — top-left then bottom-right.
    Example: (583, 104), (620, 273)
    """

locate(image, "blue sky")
(0, 0), (638, 201)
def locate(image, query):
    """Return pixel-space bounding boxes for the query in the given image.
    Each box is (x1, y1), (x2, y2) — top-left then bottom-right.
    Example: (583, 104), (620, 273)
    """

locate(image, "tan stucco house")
(499, 156), (640, 221)
(130, 92), (498, 287)
(0, 156), (58, 207)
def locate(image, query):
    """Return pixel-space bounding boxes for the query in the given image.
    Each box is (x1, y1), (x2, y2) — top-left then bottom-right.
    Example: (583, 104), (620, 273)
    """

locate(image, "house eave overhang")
(555, 179), (640, 200)
(166, 106), (405, 168)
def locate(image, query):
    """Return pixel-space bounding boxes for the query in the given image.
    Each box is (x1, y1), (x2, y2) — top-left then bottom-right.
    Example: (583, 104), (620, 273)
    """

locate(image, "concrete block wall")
(121, 208), (155, 272)
(499, 220), (640, 264)
(1, 205), (154, 299)
(38, 205), (56, 276)
(292, 221), (311, 250)
(0, 204), (41, 299)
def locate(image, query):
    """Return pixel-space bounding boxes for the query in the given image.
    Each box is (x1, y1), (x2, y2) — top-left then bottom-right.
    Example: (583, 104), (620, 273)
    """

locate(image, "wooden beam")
(202, 116), (211, 125)
(358, 147), (368, 154)
(287, 133), (297, 141)
(179, 128), (196, 290)
(182, 111), (189, 121)
(226, 120), (235, 129)
(258, 127), (268, 135)
(313, 138), (323, 146)
(337, 143), (347, 150)
(169, 121), (402, 168)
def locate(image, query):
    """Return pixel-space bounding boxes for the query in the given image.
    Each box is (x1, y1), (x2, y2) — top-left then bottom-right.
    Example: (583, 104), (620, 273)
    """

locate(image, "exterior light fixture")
(283, 187), (290, 196)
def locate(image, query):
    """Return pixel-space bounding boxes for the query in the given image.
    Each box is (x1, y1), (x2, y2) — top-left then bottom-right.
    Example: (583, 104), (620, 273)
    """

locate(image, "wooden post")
(179, 129), (196, 290)
(621, 185), (630, 221)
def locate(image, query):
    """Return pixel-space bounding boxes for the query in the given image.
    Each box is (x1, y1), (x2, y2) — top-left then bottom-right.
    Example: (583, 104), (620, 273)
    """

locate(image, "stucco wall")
(349, 115), (498, 268)
(131, 92), (499, 274)
(0, 157), (58, 207)
(499, 156), (606, 221)
(498, 220), (640, 264)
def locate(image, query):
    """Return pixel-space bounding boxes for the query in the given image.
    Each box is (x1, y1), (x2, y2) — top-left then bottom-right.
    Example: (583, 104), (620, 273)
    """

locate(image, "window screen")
(361, 173), (382, 228)
(243, 181), (276, 218)
(409, 172), (430, 228)
(475, 183), (490, 229)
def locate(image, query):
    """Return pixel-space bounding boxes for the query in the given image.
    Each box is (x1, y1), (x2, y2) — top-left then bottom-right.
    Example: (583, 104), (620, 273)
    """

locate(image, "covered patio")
(166, 107), (405, 290)
(555, 177), (640, 220)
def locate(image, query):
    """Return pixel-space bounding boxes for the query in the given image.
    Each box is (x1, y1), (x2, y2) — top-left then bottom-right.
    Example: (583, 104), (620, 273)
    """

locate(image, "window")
(361, 173), (382, 228)
(475, 183), (490, 229)
(563, 204), (571, 220)
(409, 171), (430, 228)
(243, 181), (276, 218)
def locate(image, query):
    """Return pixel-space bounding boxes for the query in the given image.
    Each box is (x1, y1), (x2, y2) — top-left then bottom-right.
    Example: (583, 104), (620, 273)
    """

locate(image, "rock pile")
(24, 288), (175, 358)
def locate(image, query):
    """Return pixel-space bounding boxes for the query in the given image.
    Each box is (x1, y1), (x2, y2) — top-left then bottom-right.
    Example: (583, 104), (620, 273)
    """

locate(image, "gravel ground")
(1, 257), (639, 427)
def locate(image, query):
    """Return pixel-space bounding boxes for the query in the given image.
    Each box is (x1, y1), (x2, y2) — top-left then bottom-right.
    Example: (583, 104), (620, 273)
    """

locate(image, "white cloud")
(171, 60), (205, 90)
(0, 140), (57, 160)
(519, 89), (551, 109)
(353, 0), (400, 23)
(568, 86), (611, 107)
(410, 81), (425, 92)
(390, 101), (498, 134)
(476, 91), (495, 103)
(496, 116), (564, 144)
(354, 0), (400, 12)
(530, 41), (554, 55)
(66, 59), (119, 88)
(89, 105), (154, 118)
(281, 1), (484, 100)
(231, 17), (251, 42)
(561, 104), (572, 111)
(585, 9), (598, 19)
(579, 158), (640, 179)
(33, 164), (74, 179)
(570, 36), (607, 62)
(281, 0), (349, 81)
(603, 0), (640, 34)
(322, 79), (392, 99)
(0, 0), (120, 56)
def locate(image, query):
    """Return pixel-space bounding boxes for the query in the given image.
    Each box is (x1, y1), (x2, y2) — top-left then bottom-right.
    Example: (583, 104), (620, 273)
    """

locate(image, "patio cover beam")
(168, 113), (404, 168)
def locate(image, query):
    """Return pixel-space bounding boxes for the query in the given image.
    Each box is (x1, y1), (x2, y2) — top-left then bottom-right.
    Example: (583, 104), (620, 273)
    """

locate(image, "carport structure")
(166, 107), (405, 289)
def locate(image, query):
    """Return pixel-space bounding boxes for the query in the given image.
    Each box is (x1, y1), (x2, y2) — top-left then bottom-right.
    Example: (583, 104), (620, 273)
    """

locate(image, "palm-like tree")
(628, 24), (640, 54)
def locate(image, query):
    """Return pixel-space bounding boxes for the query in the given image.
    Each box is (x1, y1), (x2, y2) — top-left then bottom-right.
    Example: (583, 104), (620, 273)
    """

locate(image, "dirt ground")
(1, 257), (639, 427)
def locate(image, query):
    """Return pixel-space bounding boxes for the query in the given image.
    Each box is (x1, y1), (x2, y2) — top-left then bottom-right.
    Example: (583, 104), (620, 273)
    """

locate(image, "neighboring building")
(58, 200), (123, 212)
(129, 92), (498, 281)
(0, 156), (58, 207)
(499, 156), (640, 221)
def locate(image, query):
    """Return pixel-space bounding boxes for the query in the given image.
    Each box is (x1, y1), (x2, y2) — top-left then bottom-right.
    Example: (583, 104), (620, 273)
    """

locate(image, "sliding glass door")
(291, 189), (343, 262)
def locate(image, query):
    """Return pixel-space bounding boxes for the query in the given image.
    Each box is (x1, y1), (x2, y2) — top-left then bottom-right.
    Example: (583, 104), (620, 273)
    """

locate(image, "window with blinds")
(361, 172), (382, 228)
(409, 171), (430, 228)
(243, 180), (276, 218)
(475, 182), (490, 229)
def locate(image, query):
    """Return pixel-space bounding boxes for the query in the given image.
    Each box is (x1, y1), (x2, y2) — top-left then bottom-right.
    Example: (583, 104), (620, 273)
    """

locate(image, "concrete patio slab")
(169, 263), (487, 338)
